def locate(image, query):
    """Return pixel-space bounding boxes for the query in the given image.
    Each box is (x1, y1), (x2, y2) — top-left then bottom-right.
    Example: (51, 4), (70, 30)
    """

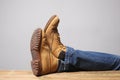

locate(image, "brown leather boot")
(44, 15), (66, 59)
(30, 28), (59, 76)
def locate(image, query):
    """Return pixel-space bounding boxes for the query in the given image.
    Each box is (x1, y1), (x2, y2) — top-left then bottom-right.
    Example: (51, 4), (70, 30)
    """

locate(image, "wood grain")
(0, 70), (120, 80)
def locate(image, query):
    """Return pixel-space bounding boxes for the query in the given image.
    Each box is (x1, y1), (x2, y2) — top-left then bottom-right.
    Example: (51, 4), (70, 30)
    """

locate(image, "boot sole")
(44, 15), (58, 32)
(30, 28), (42, 76)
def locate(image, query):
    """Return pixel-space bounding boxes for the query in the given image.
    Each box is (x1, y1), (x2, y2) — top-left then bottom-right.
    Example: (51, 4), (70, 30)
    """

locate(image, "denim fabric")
(58, 47), (120, 72)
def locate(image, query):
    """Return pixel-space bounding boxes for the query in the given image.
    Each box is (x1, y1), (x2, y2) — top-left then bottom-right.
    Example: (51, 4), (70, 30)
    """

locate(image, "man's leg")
(43, 15), (120, 72)
(58, 47), (120, 72)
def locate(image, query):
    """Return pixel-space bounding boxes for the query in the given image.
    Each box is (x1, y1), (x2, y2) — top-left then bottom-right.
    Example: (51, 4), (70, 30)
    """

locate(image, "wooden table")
(0, 70), (120, 80)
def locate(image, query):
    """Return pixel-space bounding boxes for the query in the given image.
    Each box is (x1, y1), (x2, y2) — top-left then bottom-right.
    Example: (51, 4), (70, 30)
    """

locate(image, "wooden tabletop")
(0, 70), (120, 80)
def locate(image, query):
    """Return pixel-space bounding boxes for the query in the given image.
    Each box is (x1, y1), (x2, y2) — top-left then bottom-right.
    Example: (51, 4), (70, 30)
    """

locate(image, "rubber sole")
(30, 28), (42, 76)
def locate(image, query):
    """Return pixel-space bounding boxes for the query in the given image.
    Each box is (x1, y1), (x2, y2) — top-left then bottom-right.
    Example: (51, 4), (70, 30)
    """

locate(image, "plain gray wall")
(0, 0), (120, 70)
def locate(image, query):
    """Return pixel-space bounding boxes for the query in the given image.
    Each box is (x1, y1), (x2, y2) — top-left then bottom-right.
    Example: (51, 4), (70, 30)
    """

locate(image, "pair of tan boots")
(30, 15), (66, 76)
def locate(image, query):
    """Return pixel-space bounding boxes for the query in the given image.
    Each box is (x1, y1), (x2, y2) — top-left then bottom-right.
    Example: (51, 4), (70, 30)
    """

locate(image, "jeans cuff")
(58, 46), (75, 72)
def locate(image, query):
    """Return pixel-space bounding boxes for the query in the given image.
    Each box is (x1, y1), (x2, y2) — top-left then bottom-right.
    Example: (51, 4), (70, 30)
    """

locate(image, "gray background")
(0, 0), (120, 70)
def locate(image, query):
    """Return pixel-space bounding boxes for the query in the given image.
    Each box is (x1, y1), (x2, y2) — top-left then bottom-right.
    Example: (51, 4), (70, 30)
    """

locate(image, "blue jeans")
(58, 47), (120, 72)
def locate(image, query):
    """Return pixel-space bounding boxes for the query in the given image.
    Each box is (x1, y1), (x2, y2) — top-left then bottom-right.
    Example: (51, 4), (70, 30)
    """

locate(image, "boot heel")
(31, 60), (42, 76)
